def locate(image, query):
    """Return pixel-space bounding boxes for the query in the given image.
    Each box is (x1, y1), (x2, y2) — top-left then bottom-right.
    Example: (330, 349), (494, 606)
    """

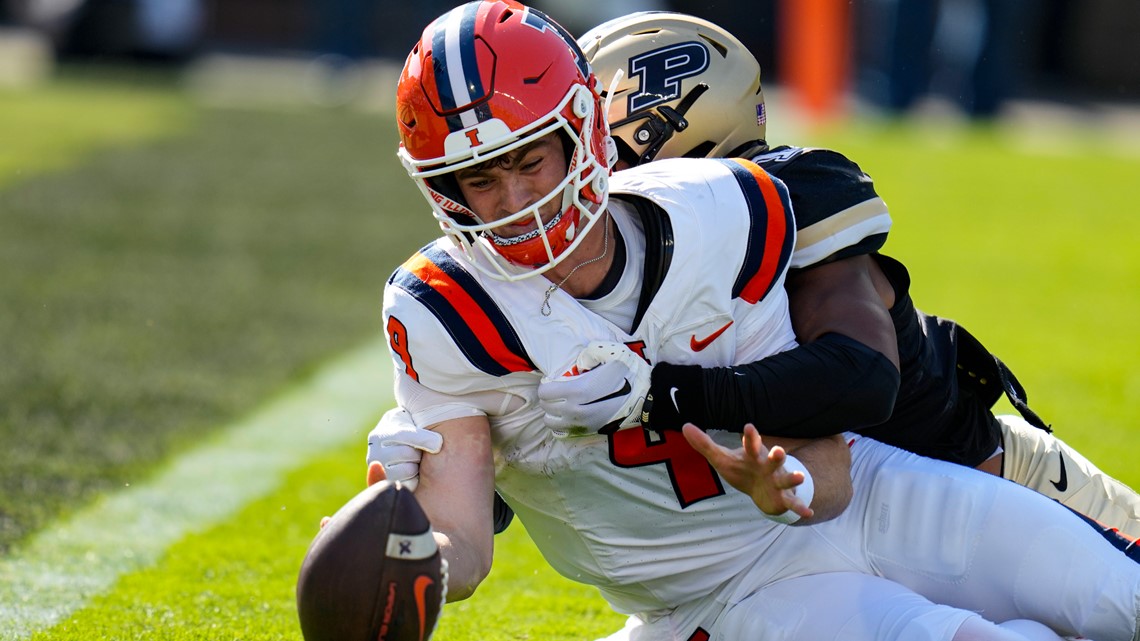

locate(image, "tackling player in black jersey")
(576, 11), (1140, 539)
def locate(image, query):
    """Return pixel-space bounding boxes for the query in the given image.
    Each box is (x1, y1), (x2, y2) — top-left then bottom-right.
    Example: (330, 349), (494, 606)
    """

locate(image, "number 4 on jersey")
(607, 427), (726, 508)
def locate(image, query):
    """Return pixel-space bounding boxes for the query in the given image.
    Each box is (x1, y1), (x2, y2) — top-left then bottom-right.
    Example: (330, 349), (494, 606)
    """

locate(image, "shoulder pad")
(751, 147), (891, 267)
(384, 242), (535, 393)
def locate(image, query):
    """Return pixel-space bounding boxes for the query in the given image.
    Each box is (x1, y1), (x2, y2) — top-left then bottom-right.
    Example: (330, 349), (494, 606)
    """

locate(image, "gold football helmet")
(579, 12), (766, 165)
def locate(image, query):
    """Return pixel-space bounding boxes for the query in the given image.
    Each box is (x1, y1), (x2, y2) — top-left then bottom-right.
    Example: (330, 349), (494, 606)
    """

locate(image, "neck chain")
(540, 215), (611, 316)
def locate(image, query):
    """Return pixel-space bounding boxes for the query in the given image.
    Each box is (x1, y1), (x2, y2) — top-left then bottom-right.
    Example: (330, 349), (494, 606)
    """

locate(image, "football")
(296, 480), (446, 641)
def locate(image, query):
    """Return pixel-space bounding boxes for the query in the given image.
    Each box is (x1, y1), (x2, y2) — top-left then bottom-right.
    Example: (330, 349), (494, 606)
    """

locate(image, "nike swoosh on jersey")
(1051, 450), (1068, 492)
(690, 320), (734, 352)
(413, 574), (435, 641)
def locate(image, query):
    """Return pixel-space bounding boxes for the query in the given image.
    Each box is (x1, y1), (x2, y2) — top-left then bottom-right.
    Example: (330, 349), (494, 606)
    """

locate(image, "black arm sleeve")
(645, 333), (900, 436)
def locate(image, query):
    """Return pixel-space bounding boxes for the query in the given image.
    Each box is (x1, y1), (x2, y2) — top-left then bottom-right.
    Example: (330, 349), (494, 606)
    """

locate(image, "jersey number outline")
(387, 315), (419, 382)
(606, 427), (725, 508)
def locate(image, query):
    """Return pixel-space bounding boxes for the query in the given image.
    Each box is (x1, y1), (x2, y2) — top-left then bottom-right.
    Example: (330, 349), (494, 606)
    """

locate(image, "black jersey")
(750, 145), (891, 268)
(743, 143), (1003, 466)
(862, 255), (1003, 466)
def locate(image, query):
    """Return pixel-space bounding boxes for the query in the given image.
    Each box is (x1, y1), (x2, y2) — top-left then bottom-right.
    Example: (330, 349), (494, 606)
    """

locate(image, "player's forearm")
(649, 333), (899, 435)
(773, 434), (853, 524)
(415, 416), (497, 601)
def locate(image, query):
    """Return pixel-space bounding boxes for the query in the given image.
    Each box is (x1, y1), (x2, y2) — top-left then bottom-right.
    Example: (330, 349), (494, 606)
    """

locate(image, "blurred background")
(1, 2), (1138, 638)
(2, 0), (1139, 118)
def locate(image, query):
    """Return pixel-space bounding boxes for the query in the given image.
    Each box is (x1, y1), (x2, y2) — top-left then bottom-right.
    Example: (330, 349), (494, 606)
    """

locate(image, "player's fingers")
(787, 493), (814, 519)
(790, 502), (813, 519)
(767, 444), (787, 470)
(367, 461), (388, 487)
(774, 470), (805, 492)
(746, 427), (791, 478)
(682, 423), (726, 465)
(742, 424), (764, 459)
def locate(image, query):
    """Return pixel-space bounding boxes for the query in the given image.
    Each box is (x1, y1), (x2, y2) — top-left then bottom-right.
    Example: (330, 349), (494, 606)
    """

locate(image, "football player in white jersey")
(371, 10), (1140, 551)
(373, 2), (1140, 640)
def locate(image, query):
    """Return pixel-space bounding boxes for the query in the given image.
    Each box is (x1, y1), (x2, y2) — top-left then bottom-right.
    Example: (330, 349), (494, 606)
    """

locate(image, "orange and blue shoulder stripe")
(389, 244), (535, 378)
(720, 158), (795, 304)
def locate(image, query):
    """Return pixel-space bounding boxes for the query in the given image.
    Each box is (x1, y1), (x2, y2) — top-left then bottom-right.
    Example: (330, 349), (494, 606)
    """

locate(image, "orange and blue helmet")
(397, 1), (616, 280)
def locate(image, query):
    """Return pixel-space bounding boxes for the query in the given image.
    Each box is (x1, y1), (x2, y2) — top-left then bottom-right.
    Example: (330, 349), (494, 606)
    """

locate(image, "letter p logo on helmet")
(627, 41), (710, 113)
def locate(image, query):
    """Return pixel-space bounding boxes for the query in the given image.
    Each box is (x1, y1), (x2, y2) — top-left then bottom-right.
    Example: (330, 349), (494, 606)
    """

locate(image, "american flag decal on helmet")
(430, 2), (494, 133)
(756, 103), (767, 126)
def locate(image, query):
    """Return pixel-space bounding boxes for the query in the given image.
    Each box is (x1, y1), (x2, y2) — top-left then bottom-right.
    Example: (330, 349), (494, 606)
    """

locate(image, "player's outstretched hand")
(682, 423), (813, 521)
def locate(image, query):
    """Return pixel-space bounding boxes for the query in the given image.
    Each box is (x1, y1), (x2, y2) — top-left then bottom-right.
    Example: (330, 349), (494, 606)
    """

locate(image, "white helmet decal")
(627, 41), (710, 113)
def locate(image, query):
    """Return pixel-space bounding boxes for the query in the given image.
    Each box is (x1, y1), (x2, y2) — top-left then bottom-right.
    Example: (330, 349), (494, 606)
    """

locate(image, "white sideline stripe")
(0, 337), (394, 640)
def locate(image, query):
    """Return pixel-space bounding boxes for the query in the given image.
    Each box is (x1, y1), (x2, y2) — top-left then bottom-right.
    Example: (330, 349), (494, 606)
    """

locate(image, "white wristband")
(763, 454), (815, 525)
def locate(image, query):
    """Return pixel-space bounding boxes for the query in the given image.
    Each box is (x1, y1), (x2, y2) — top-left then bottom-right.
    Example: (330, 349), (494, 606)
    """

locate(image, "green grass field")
(1, 69), (1137, 640)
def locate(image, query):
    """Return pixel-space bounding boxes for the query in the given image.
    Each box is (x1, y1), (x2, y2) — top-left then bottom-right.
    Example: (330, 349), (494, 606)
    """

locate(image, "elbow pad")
(646, 333), (899, 435)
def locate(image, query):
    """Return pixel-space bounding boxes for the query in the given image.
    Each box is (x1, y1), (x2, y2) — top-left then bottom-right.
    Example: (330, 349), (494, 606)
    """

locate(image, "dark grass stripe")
(0, 100), (439, 554)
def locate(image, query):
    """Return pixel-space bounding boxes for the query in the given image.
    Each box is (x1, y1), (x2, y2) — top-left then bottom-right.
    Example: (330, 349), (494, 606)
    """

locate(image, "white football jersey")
(382, 157), (810, 613)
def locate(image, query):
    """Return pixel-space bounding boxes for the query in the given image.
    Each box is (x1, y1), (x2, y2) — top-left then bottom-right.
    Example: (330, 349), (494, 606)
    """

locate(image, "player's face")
(454, 133), (568, 239)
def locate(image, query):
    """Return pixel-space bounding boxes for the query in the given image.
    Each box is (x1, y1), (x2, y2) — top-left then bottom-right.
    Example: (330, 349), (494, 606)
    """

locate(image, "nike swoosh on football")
(690, 320), (734, 352)
(584, 379), (632, 405)
(1050, 450), (1068, 492)
(413, 574), (435, 641)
